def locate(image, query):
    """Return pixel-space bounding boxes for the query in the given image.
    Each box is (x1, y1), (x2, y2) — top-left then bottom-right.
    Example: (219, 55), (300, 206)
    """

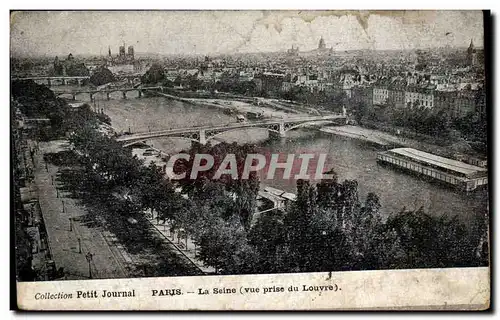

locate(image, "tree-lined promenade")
(13, 80), (489, 279)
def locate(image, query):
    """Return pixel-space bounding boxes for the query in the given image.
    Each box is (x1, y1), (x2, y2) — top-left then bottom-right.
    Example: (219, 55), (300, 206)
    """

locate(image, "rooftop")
(263, 186), (297, 201)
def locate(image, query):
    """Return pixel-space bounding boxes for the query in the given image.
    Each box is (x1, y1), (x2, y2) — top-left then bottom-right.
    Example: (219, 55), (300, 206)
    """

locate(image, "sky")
(10, 10), (484, 57)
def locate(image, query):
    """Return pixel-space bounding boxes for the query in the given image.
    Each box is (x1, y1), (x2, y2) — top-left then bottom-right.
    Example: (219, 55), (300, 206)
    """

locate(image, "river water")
(87, 95), (487, 224)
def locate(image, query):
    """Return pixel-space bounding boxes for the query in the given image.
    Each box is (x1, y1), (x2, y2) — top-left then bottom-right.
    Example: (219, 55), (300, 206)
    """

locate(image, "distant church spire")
(467, 38), (477, 67)
(108, 46), (111, 57)
(318, 36), (326, 50)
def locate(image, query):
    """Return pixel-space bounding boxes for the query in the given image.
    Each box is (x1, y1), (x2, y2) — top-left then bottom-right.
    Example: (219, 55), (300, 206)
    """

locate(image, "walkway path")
(33, 140), (129, 280)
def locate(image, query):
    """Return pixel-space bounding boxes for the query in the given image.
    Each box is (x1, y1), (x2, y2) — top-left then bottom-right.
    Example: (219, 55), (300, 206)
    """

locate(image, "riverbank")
(161, 88), (313, 114)
(149, 90), (304, 120)
(321, 125), (479, 161)
(321, 126), (398, 148)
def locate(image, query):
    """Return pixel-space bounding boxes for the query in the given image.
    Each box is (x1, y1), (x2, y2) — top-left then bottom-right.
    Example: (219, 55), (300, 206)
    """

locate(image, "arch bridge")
(11, 76), (90, 86)
(53, 86), (164, 101)
(116, 115), (346, 147)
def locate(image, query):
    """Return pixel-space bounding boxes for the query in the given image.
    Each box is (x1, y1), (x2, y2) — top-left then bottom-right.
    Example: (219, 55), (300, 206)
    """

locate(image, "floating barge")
(377, 147), (488, 192)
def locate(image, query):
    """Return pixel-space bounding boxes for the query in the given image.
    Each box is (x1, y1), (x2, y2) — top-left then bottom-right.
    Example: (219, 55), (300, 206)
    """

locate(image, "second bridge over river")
(53, 86), (164, 101)
(116, 115), (347, 147)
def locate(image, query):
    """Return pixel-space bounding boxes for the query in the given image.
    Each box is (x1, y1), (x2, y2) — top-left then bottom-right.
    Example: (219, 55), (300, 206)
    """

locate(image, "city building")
(52, 53), (90, 77)
(387, 79), (407, 109)
(106, 44), (140, 74)
(254, 72), (285, 95)
(434, 88), (484, 118)
(373, 82), (389, 106)
(287, 45), (299, 57)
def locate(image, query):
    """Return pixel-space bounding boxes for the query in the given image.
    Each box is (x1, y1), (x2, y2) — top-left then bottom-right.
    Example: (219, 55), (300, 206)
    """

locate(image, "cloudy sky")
(10, 10), (484, 57)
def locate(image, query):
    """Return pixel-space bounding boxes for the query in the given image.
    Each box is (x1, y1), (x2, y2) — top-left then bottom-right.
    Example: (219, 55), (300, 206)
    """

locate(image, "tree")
(379, 208), (480, 269)
(350, 192), (383, 268)
(307, 212), (353, 271)
(65, 61), (90, 76)
(141, 63), (165, 84)
(90, 67), (116, 86)
(15, 220), (35, 281)
(247, 212), (286, 273)
(316, 169), (339, 209)
(133, 162), (176, 216)
(65, 104), (100, 130)
(188, 76), (202, 91)
(282, 179), (318, 270)
(69, 125), (143, 190)
(194, 214), (247, 274)
(174, 142), (260, 230)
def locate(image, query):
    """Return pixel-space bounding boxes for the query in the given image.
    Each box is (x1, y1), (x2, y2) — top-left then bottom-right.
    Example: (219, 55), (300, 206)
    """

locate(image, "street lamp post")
(180, 229), (187, 250)
(85, 252), (93, 279)
(321, 230), (328, 271)
(125, 118), (131, 134)
(62, 200), (65, 213)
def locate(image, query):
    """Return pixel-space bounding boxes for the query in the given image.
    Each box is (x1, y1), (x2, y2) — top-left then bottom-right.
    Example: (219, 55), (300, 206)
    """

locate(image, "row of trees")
(280, 86), (347, 111)
(11, 80), (70, 139)
(352, 98), (487, 153)
(390, 105), (454, 138)
(179, 174), (488, 274)
(452, 112), (488, 147)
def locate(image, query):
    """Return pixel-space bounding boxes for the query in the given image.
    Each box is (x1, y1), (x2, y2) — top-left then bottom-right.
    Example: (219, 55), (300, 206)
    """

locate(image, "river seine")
(93, 96), (487, 223)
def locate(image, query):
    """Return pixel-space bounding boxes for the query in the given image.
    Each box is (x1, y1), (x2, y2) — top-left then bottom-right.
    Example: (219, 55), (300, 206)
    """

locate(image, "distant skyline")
(10, 11), (484, 57)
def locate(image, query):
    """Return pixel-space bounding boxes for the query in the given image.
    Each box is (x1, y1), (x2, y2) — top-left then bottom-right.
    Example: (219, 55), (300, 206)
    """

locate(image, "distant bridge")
(52, 86), (164, 101)
(116, 115), (346, 147)
(11, 73), (144, 86)
(11, 76), (90, 86)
